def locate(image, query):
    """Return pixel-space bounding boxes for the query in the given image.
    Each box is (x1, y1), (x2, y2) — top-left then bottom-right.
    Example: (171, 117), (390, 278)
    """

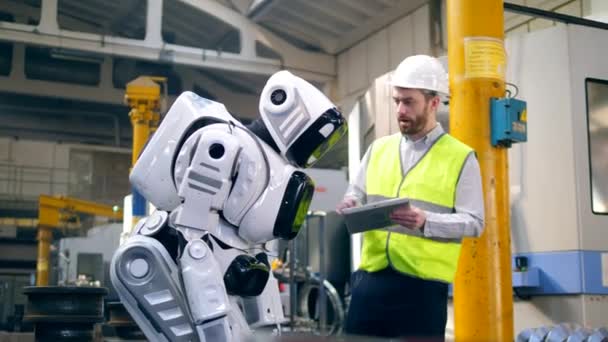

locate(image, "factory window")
(585, 78), (608, 214)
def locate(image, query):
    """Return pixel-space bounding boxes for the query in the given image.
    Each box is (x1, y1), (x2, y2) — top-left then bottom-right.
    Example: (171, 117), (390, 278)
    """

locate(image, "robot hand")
(111, 70), (347, 342)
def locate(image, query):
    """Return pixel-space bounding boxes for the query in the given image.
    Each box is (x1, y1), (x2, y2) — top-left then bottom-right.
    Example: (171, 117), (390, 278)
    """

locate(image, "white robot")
(110, 70), (347, 341)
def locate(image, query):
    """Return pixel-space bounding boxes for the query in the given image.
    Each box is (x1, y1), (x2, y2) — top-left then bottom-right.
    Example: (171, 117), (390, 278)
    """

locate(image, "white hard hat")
(390, 55), (449, 96)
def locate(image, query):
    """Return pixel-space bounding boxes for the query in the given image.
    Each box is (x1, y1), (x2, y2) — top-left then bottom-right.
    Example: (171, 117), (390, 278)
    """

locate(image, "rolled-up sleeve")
(423, 152), (485, 239)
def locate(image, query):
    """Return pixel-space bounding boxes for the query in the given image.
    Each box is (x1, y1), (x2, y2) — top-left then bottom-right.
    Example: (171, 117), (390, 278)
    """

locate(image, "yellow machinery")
(36, 195), (123, 286)
(124, 76), (167, 230)
(124, 76), (167, 167)
(448, 0), (514, 340)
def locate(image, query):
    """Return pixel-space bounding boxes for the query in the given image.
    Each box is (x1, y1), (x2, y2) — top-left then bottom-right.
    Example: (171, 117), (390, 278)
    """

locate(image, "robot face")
(285, 107), (348, 168)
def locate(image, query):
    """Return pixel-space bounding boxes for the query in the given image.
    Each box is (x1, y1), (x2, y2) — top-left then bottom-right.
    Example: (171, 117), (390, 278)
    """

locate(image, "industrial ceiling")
(0, 0), (589, 169)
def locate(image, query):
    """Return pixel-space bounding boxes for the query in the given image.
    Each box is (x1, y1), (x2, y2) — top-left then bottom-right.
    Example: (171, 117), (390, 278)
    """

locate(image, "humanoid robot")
(110, 70), (347, 341)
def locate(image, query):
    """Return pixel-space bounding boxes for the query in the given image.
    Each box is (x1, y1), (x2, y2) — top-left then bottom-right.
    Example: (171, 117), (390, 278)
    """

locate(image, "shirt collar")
(403, 123), (444, 145)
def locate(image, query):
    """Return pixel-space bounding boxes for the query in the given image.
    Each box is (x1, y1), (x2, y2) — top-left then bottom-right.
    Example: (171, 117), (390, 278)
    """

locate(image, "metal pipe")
(36, 226), (53, 286)
(113, 115), (121, 147)
(504, 2), (608, 30)
(315, 212), (327, 334)
(448, 0), (514, 341)
(289, 239), (296, 330)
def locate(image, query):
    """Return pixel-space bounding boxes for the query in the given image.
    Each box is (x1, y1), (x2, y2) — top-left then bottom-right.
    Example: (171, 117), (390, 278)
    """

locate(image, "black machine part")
(104, 301), (146, 340)
(272, 171), (315, 240)
(223, 254), (270, 297)
(23, 286), (107, 341)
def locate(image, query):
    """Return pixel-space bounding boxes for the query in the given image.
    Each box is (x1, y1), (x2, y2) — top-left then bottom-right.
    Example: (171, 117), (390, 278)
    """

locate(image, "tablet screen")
(342, 197), (410, 233)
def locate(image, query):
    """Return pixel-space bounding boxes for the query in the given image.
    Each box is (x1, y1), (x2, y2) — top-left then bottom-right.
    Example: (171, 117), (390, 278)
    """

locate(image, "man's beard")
(399, 103), (430, 136)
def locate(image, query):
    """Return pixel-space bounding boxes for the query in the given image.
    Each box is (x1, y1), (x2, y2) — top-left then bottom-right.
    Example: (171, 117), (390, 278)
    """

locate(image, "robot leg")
(110, 235), (197, 342)
(242, 269), (287, 329)
(180, 239), (235, 341)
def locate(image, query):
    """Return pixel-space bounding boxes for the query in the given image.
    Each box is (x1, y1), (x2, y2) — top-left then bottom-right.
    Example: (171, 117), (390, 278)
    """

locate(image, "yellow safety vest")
(359, 132), (473, 283)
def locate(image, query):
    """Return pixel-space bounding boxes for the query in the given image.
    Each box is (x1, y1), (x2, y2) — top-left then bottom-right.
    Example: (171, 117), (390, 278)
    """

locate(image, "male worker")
(337, 54), (485, 340)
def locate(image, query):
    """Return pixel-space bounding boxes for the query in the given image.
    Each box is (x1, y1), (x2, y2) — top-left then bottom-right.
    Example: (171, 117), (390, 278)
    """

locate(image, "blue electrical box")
(490, 97), (527, 147)
(512, 267), (540, 288)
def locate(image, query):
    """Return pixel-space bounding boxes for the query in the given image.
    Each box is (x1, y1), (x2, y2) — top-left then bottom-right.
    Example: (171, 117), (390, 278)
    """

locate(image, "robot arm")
(173, 126), (241, 235)
(111, 70), (347, 342)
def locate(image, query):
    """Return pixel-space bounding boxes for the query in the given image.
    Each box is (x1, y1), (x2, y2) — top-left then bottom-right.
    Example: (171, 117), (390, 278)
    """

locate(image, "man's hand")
(389, 205), (426, 230)
(336, 197), (358, 214)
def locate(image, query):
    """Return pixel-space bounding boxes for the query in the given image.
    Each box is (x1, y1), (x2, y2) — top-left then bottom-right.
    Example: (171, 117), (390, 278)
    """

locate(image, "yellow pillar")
(125, 76), (164, 166)
(448, 1), (513, 341)
(36, 226), (53, 286)
(125, 76), (164, 229)
(129, 103), (156, 166)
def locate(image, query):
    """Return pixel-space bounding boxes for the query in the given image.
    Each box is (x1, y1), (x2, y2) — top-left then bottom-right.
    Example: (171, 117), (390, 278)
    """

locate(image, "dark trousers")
(344, 268), (448, 341)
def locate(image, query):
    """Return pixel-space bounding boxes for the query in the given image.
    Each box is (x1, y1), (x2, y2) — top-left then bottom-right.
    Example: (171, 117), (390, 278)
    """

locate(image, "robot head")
(259, 71), (347, 168)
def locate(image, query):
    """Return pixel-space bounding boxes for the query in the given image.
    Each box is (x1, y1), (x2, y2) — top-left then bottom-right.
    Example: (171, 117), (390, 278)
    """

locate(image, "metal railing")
(0, 163), (69, 201)
(0, 162), (127, 207)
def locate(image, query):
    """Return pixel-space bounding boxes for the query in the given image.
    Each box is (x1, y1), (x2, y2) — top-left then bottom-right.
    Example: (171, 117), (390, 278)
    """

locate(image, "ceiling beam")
(0, 22), (334, 81)
(1, 0), (335, 80)
(230, 0), (255, 15)
(177, 0), (335, 78)
(0, 51), (261, 121)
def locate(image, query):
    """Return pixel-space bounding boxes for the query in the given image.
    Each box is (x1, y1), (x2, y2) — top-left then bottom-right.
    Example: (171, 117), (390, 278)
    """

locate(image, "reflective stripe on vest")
(359, 133), (473, 282)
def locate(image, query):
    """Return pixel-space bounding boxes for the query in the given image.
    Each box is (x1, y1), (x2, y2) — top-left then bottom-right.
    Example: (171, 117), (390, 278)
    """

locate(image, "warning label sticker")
(464, 37), (506, 80)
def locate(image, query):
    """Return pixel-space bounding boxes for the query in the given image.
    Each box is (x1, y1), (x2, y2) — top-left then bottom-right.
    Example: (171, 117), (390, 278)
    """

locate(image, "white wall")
(506, 26), (580, 253)
(306, 168), (349, 212)
(336, 4), (432, 102)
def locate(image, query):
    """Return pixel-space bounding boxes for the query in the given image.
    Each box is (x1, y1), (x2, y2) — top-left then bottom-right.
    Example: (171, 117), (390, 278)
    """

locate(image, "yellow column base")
(36, 227), (53, 286)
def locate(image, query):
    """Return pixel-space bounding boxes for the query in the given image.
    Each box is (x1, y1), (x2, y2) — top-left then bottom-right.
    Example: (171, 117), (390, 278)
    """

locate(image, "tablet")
(341, 197), (410, 234)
